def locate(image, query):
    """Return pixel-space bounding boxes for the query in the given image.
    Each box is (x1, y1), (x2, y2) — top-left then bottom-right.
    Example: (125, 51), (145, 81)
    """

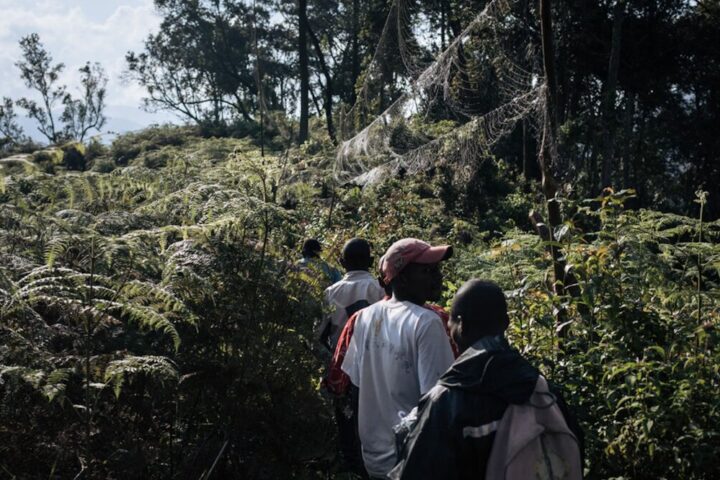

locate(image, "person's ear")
(502, 313), (510, 332)
(340, 257), (347, 269)
(450, 315), (464, 347)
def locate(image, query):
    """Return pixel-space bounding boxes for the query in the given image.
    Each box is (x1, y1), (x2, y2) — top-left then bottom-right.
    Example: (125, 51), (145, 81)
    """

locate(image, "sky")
(0, 0), (178, 141)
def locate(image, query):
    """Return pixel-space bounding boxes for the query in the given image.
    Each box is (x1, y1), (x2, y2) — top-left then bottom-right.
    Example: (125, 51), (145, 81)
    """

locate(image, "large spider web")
(335, 0), (545, 184)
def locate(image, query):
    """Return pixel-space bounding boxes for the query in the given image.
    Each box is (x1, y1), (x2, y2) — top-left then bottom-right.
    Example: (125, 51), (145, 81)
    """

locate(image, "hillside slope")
(1, 127), (718, 479)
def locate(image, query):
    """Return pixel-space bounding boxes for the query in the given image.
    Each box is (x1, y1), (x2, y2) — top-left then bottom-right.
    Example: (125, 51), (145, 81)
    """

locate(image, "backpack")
(485, 375), (582, 480)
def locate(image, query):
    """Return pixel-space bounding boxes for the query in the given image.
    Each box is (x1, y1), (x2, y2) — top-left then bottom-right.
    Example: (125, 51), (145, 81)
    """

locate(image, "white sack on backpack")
(485, 376), (582, 480)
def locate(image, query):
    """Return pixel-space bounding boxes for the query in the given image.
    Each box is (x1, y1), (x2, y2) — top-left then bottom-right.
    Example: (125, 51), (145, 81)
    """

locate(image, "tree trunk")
(621, 94), (636, 189)
(298, 0), (310, 143)
(540, 0), (558, 139)
(538, 0), (569, 337)
(233, 92), (253, 122)
(600, 1), (625, 190)
(522, 119), (530, 179)
(350, 0), (360, 105)
(252, 0), (265, 156)
(440, 2), (446, 50)
(310, 82), (323, 118)
(307, 22), (336, 142)
(42, 95), (59, 144)
(633, 104), (646, 205)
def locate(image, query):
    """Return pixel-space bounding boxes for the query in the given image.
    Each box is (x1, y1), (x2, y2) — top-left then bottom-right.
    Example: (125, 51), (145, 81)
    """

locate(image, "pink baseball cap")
(379, 238), (453, 284)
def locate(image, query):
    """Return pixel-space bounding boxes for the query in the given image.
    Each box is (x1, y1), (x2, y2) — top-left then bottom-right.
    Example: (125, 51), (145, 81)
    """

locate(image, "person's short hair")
(301, 239), (322, 257)
(452, 279), (509, 338)
(342, 238), (372, 270)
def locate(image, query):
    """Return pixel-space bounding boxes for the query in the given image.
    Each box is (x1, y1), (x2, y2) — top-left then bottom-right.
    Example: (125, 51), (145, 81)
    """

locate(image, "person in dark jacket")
(389, 279), (582, 480)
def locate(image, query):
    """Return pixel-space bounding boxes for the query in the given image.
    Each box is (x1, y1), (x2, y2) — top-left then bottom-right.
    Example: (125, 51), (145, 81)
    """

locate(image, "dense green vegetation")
(0, 126), (718, 478)
(1, 0), (719, 478)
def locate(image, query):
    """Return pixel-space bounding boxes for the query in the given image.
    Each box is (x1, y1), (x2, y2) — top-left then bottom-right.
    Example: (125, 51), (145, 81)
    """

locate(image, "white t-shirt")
(341, 297), (455, 477)
(321, 270), (385, 349)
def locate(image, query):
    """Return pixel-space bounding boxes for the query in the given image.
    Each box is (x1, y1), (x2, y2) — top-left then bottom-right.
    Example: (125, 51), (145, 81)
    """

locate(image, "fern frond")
(121, 280), (188, 314)
(108, 301), (181, 351)
(0, 269), (14, 304)
(45, 237), (73, 268)
(43, 368), (73, 402)
(103, 355), (178, 398)
(0, 365), (72, 402)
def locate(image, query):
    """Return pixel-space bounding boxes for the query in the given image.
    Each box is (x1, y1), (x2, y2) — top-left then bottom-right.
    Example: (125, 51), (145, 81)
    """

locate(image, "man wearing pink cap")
(341, 238), (456, 478)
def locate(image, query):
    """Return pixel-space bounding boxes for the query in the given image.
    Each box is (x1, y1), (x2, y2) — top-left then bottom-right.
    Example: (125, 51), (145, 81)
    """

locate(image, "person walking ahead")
(297, 238), (342, 286)
(316, 238), (385, 474)
(342, 238), (455, 479)
(317, 238), (385, 353)
(390, 279), (583, 480)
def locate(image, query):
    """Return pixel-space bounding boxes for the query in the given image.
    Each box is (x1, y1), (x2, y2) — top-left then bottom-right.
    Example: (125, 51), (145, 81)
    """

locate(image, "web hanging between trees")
(334, 0), (546, 184)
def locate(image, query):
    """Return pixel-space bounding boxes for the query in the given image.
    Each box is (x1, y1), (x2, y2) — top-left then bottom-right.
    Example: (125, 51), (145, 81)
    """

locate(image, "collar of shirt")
(469, 334), (510, 354)
(342, 270), (375, 281)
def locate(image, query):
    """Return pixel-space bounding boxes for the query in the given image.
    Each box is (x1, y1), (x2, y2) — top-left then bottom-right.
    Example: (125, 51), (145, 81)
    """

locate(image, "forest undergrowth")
(0, 126), (718, 479)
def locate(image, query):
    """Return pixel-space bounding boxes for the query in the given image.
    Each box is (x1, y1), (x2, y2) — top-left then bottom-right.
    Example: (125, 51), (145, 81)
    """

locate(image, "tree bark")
(540, 0), (558, 139)
(600, 1), (625, 190)
(350, 0), (360, 105)
(251, 0), (265, 156)
(522, 119), (531, 179)
(310, 82), (323, 118)
(298, 0), (310, 143)
(440, 1), (446, 50)
(307, 22), (336, 142)
(444, 2), (469, 115)
(621, 94), (636, 189)
(538, 0), (569, 338)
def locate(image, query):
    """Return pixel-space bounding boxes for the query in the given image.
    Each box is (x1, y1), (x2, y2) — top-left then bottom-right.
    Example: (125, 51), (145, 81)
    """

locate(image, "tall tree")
(351, 0), (360, 103)
(126, 0), (277, 125)
(599, 0), (625, 190)
(536, 0), (572, 335)
(305, 0), (344, 142)
(307, 23), (335, 142)
(61, 62), (108, 142)
(15, 33), (66, 144)
(298, 0), (310, 143)
(0, 97), (27, 151)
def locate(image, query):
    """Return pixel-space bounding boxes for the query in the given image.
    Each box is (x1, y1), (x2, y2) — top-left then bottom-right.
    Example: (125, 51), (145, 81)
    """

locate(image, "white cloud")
(0, 1), (170, 132)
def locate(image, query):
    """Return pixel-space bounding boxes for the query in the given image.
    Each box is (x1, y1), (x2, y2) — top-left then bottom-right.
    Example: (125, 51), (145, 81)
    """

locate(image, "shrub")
(389, 121), (430, 154)
(85, 136), (108, 161)
(110, 124), (193, 165)
(92, 158), (116, 173)
(60, 141), (86, 170)
(141, 148), (173, 169)
(32, 148), (63, 165)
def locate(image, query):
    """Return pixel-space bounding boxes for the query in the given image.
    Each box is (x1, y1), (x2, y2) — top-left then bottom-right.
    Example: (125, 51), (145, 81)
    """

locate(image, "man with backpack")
(317, 238), (385, 475)
(390, 279), (583, 480)
(317, 238), (385, 353)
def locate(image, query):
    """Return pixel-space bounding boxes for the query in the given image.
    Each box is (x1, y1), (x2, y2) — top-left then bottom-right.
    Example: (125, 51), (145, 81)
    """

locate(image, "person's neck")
(393, 291), (427, 306)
